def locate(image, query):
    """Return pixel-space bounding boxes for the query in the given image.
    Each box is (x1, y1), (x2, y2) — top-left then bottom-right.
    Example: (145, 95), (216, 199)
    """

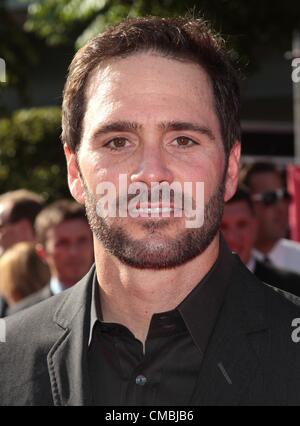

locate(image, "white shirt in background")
(49, 277), (66, 295)
(253, 238), (300, 275)
(246, 255), (256, 273)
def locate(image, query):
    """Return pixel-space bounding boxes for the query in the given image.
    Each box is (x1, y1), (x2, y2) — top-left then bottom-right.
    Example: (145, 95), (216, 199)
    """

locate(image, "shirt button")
(135, 375), (147, 386)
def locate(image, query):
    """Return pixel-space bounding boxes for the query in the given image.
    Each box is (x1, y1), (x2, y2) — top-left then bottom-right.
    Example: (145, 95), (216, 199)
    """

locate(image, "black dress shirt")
(88, 237), (233, 406)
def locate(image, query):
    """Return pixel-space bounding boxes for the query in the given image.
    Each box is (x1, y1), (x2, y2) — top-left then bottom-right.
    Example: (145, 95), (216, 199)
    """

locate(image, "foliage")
(20, 0), (300, 67)
(0, 0), (37, 108)
(0, 106), (69, 201)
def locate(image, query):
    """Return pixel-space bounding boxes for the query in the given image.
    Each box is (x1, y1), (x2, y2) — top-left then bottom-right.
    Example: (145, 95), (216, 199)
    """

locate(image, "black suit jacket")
(1, 256), (300, 406)
(254, 260), (300, 297)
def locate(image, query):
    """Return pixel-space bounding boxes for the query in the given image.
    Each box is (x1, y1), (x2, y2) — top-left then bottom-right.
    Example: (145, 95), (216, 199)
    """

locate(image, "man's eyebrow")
(91, 121), (142, 140)
(90, 120), (216, 141)
(160, 121), (216, 141)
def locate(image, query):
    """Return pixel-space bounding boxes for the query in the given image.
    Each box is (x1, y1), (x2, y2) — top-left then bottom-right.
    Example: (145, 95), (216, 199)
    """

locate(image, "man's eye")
(104, 138), (130, 150)
(171, 136), (197, 148)
(56, 240), (69, 248)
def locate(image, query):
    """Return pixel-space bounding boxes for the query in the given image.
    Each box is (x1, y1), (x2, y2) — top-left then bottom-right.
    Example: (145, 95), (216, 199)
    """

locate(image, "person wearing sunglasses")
(242, 162), (300, 274)
(251, 188), (292, 206)
(222, 187), (300, 297)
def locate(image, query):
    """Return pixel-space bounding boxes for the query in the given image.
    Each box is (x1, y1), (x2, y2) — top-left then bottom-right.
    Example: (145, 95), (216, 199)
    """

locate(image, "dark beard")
(84, 180), (225, 270)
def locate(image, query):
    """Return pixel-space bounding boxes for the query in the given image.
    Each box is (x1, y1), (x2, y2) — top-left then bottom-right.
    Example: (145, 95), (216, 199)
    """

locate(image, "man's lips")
(128, 204), (182, 214)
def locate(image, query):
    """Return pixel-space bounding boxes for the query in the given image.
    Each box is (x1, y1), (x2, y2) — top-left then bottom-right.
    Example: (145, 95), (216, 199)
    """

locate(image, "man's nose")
(130, 146), (174, 185)
(68, 244), (81, 256)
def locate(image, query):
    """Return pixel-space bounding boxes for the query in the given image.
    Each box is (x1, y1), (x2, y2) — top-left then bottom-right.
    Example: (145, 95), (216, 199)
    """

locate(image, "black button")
(135, 375), (147, 386)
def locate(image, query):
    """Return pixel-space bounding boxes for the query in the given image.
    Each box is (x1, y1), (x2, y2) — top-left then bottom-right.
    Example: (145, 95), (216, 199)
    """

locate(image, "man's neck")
(94, 235), (220, 344)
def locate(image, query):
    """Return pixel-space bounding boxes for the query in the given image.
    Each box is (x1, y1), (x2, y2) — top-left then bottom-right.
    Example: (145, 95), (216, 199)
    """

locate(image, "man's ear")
(224, 142), (241, 203)
(64, 144), (85, 204)
(35, 243), (47, 261)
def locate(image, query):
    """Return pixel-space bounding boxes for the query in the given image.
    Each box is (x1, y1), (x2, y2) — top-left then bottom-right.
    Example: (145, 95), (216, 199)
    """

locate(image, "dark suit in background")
(254, 260), (300, 297)
(1, 253), (300, 406)
(0, 297), (7, 318)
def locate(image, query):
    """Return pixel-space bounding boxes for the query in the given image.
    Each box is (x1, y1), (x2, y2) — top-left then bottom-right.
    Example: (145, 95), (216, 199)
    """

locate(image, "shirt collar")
(177, 236), (234, 353)
(253, 239), (282, 265)
(246, 253), (256, 273)
(89, 235), (235, 352)
(89, 273), (102, 346)
(50, 277), (66, 296)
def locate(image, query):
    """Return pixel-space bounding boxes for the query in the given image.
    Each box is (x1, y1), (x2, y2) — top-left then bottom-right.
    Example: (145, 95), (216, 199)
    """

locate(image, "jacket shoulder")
(0, 270), (94, 405)
(255, 260), (300, 297)
(238, 258), (300, 312)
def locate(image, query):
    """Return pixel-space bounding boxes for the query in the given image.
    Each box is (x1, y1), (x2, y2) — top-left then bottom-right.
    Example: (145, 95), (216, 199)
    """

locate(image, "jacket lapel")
(47, 266), (95, 406)
(193, 261), (269, 406)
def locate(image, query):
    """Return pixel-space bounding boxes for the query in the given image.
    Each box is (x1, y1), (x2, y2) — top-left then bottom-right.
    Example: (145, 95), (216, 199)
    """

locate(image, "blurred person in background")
(0, 189), (45, 317)
(0, 242), (50, 316)
(0, 189), (45, 257)
(25, 199), (95, 305)
(241, 162), (300, 274)
(221, 187), (300, 296)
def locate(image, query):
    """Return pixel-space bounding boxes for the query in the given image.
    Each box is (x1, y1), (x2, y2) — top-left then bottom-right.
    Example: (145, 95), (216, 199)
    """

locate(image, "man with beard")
(1, 16), (300, 406)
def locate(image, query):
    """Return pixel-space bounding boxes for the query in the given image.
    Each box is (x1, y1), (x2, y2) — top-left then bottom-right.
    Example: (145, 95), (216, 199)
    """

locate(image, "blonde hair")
(0, 242), (50, 304)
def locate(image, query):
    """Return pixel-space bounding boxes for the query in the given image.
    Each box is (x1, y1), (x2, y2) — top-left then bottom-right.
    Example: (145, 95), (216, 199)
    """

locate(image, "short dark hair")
(0, 189), (45, 227)
(35, 199), (87, 246)
(227, 186), (254, 214)
(62, 16), (240, 159)
(241, 162), (282, 190)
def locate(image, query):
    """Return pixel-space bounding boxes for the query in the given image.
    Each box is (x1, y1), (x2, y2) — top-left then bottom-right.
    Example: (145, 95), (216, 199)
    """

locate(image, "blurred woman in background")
(0, 242), (50, 316)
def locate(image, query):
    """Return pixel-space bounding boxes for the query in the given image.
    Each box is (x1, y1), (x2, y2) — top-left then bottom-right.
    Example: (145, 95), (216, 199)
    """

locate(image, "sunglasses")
(251, 189), (292, 206)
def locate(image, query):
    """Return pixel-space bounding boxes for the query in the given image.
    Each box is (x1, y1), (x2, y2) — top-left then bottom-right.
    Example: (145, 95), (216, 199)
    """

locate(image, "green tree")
(20, 0), (300, 68)
(0, 107), (68, 201)
(0, 0), (37, 113)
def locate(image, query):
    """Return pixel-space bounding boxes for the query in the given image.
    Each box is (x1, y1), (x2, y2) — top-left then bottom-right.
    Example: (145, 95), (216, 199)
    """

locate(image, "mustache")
(83, 179), (197, 210)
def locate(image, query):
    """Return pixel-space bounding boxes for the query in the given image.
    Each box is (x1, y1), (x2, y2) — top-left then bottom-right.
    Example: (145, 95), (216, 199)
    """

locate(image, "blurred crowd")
(1, 160), (300, 318)
(222, 162), (300, 297)
(0, 192), (94, 317)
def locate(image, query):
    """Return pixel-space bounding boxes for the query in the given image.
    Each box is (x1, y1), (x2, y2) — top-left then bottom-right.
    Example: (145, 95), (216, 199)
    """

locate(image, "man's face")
(65, 53), (240, 269)
(44, 219), (94, 286)
(0, 202), (33, 256)
(249, 172), (289, 244)
(221, 201), (257, 264)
